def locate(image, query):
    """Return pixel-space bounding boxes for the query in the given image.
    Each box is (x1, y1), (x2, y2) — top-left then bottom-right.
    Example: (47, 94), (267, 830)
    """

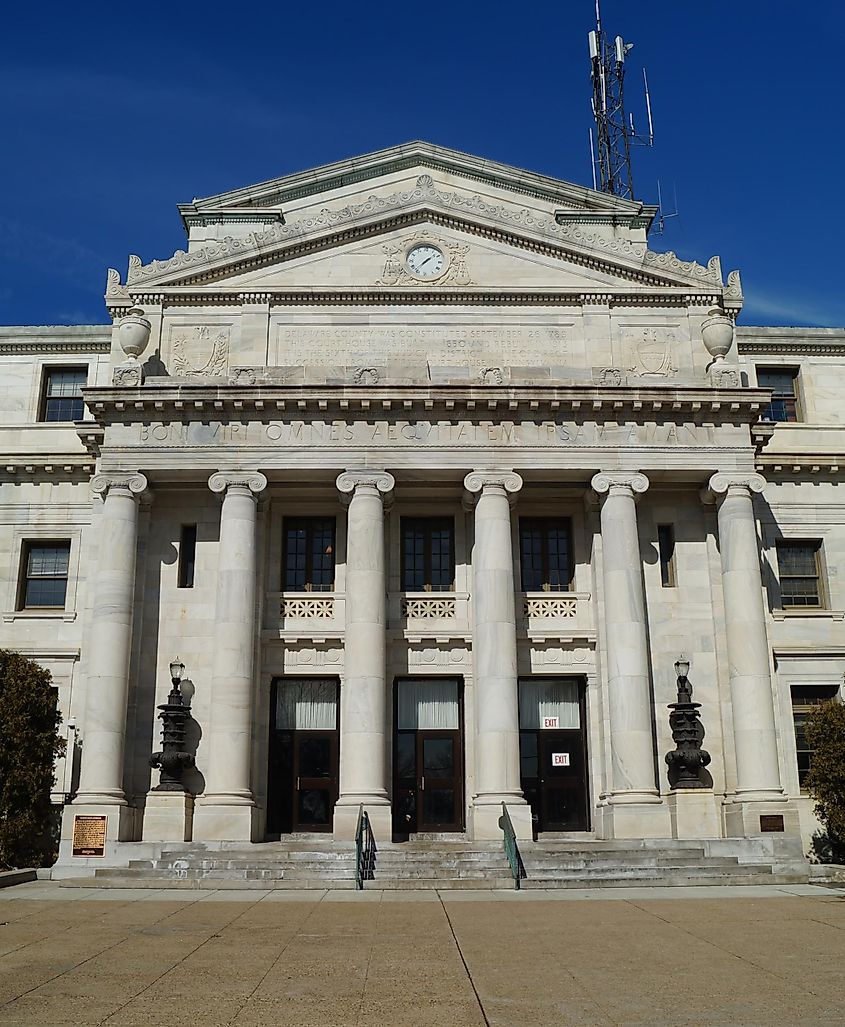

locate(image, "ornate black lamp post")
(149, 658), (195, 791)
(665, 655), (711, 788)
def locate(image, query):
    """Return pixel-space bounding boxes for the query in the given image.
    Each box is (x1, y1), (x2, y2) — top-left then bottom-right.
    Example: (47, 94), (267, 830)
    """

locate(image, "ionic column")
(591, 472), (667, 837)
(75, 473), (148, 816)
(334, 470), (394, 839)
(463, 471), (531, 840)
(193, 471), (267, 842)
(708, 474), (784, 811)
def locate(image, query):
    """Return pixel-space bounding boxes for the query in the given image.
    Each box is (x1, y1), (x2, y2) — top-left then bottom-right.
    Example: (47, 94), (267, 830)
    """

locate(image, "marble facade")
(0, 144), (842, 866)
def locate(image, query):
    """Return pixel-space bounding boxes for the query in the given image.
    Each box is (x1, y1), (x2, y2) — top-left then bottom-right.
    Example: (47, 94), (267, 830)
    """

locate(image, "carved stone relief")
(625, 327), (678, 378)
(592, 367), (625, 386)
(710, 366), (740, 388)
(171, 325), (230, 378)
(375, 231), (474, 287)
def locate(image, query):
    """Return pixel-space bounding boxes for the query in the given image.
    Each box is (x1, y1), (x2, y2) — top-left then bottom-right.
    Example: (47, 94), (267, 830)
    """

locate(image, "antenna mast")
(588, 0), (653, 199)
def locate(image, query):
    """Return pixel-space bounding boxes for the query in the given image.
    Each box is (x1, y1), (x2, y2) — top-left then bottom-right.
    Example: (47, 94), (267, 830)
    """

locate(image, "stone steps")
(55, 836), (809, 891)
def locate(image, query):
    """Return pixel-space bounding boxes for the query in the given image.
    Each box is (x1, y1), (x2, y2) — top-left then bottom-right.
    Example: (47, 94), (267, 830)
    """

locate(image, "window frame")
(282, 516), (336, 593)
(775, 540), (826, 611)
(39, 365), (88, 423)
(17, 540), (72, 610)
(790, 685), (841, 790)
(756, 365), (801, 423)
(400, 516), (456, 592)
(657, 524), (676, 588)
(518, 517), (574, 593)
(177, 524), (197, 589)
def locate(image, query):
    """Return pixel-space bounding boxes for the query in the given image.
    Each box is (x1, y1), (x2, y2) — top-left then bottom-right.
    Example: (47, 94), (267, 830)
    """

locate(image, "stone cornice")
(737, 334), (845, 357)
(0, 327), (110, 354)
(187, 141), (646, 218)
(121, 182), (727, 294)
(80, 383), (771, 425)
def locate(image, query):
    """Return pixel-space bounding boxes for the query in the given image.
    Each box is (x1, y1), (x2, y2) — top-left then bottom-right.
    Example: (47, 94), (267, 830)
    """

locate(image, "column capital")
(590, 471), (649, 498)
(463, 470), (523, 496)
(208, 471), (268, 496)
(705, 472), (766, 502)
(336, 470), (395, 497)
(91, 472), (148, 499)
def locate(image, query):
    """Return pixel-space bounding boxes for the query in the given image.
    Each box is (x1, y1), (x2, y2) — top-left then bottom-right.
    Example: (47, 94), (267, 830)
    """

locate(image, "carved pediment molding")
(124, 182), (725, 293)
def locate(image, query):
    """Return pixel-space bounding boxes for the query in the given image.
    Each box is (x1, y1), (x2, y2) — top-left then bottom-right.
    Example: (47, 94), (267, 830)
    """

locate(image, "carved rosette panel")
(524, 596), (578, 619)
(402, 597), (457, 619)
(282, 597), (335, 619)
(171, 325), (230, 378)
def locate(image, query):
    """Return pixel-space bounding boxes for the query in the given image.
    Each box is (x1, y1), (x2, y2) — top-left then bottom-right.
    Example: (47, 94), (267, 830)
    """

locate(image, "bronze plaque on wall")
(760, 814), (785, 833)
(72, 815), (107, 856)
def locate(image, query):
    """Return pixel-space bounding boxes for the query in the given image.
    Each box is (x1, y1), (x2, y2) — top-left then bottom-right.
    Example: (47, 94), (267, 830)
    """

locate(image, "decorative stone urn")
(118, 307), (151, 362)
(700, 308), (734, 362)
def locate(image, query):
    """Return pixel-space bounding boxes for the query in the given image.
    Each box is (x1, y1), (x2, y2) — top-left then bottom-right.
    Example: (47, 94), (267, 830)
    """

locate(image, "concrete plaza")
(1, 882), (844, 1026)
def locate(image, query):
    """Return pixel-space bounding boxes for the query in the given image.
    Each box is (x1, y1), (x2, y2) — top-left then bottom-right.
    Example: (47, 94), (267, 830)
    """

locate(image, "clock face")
(406, 243), (445, 279)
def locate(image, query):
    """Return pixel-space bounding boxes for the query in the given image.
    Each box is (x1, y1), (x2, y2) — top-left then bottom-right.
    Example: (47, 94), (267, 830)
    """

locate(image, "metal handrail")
(499, 802), (527, 890)
(355, 805), (377, 889)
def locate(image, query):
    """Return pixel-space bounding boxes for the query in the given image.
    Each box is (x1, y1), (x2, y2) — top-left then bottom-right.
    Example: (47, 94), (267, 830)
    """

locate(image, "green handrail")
(499, 802), (527, 890)
(355, 805), (377, 889)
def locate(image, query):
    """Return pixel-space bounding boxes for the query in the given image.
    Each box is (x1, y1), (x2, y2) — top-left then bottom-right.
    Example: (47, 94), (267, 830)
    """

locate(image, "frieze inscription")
(133, 420), (740, 449)
(274, 325), (570, 367)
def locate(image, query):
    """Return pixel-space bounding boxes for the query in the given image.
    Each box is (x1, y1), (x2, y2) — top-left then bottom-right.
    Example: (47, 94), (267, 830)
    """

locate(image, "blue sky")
(1, 1), (842, 327)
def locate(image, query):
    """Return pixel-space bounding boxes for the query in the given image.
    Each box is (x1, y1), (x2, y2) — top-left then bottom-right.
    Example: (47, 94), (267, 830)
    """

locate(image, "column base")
(192, 799), (256, 842)
(723, 797), (801, 838)
(333, 801), (392, 843)
(142, 791), (194, 843)
(470, 799), (533, 842)
(667, 790), (721, 840)
(595, 795), (671, 839)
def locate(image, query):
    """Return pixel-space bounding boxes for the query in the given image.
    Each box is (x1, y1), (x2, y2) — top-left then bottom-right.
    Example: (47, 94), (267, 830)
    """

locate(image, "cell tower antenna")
(588, 1), (654, 199)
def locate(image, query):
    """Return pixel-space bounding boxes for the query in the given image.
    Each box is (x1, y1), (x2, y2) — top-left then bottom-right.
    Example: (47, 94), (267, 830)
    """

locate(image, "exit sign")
(552, 753), (570, 767)
(541, 716), (560, 729)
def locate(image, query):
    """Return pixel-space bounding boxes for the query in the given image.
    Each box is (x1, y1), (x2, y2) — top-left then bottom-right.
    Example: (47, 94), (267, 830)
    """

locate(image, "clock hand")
(419, 255), (433, 267)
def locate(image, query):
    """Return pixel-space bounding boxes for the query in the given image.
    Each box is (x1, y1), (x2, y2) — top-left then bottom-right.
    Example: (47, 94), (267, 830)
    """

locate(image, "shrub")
(0, 650), (65, 869)
(804, 699), (845, 865)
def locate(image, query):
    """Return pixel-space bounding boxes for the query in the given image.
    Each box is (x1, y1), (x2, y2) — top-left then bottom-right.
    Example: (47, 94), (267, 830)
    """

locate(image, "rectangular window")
(791, 685), (840, 789)
(401, 517), (455, 591)
(776, 541), (824, 609)
(519, 518), (573, 592)
(19, 541), (71, 608)
(283, 517), (335, 592)
(757, 367), (799, 423)
(178, 525), (197, 589)
(657, 524), (676, 587)
(40, 367), (87, 422)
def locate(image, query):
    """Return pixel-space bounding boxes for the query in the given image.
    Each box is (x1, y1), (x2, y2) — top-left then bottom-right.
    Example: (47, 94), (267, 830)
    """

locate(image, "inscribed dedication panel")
(274, 324), (571, 367)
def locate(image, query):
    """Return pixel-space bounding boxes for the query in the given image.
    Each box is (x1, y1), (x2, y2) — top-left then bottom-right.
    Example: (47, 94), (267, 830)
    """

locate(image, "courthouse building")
(1, 143), (843, 867)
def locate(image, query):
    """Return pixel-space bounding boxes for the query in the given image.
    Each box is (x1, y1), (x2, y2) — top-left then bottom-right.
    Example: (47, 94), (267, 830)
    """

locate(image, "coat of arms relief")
(170, 325), (230, 378)
(625, 327), (678, 378)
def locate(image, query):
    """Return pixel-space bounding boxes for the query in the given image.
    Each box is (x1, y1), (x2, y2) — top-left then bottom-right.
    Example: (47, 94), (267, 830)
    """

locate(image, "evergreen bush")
(805, 699), (845, 865)
(0, 650), (65, 869)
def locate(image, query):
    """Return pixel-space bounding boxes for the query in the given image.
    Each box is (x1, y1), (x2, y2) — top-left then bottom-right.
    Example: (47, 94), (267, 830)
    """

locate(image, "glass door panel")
(393, 679), (464, 836)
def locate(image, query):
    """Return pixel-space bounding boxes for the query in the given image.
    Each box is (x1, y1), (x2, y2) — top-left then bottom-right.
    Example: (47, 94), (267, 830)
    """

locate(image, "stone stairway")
(56, 835), (809, 890)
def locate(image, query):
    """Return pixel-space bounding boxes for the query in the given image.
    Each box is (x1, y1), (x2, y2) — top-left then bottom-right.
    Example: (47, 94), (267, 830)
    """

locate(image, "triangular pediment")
(214, 219), (658, 293)
(118, 184), (725, 298)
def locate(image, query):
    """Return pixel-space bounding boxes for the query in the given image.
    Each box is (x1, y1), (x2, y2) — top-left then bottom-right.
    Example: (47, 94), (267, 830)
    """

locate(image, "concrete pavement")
(1, 882), (844, 1025)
